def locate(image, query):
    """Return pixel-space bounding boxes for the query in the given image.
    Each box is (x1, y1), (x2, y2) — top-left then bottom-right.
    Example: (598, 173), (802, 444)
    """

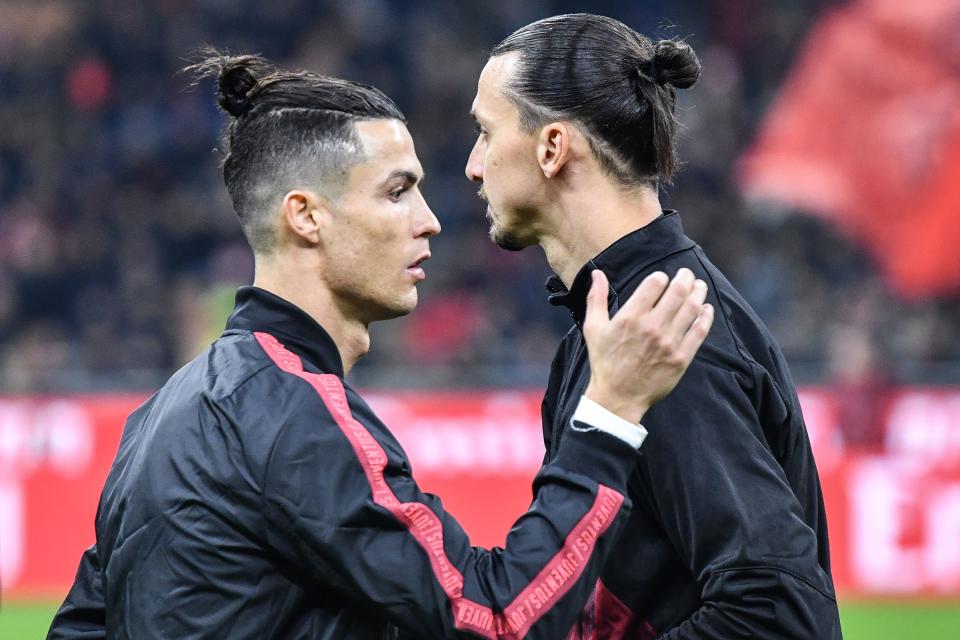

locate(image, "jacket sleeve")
(645, 362), (840, 639)
(261, 373), (639, 639)
(46, 544), (105, 640)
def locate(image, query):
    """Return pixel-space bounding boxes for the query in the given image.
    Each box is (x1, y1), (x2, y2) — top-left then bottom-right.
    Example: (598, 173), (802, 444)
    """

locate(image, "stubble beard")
(482, 192), (525, 252)
(488, 221), (525, 252)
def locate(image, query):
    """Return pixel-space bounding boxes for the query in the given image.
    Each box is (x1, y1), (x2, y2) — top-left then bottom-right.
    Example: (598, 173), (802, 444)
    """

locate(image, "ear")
(536, 121), (572, 179)
(280, 189), (325, 246)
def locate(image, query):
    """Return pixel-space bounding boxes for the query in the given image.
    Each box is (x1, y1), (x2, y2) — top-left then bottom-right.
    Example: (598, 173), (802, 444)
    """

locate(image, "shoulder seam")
(210, 331), (281, 403)
(691, 250), (754, 370)
(689, 251), (793, 413)
(219, 361), (275, 403)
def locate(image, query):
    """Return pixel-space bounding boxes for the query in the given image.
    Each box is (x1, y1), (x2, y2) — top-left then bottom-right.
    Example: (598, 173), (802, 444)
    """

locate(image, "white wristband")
(570, 395), (648, 450)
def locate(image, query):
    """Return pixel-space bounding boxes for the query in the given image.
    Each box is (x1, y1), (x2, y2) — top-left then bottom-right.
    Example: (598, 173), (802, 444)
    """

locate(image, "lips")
(407, 252), (430, 281)
(408, 253), (429, 269)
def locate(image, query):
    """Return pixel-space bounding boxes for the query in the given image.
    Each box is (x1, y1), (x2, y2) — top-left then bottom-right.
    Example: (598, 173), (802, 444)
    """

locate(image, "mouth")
(406, 252), (430, 281)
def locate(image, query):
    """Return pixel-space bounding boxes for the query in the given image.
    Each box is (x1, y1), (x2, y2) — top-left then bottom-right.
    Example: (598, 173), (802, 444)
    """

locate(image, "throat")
(540, 235), (591, 290)
(252, 265), (370, 374)
(539, 202), (663, 288)
(334, 321), (371, 373)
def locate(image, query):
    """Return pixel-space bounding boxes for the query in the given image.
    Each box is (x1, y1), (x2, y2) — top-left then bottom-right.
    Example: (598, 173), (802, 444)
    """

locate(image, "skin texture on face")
(318, 119), (440, 324)
(465, 53), (545, 251)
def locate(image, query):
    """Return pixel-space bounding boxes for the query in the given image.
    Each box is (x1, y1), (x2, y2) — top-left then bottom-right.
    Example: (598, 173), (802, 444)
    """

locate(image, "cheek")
(352, 218), (408, 281)
(338, 204), (403, 248)
(488, 142), (509, 174)
(324, 215), (393, 283)
(489, 146), (536, 202)
(483, 147), (511, 196)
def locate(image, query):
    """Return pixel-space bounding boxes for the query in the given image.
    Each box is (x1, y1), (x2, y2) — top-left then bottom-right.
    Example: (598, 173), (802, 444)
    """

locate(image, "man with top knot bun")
(465, 14), (842, 639)
(47, 50), (716, 639)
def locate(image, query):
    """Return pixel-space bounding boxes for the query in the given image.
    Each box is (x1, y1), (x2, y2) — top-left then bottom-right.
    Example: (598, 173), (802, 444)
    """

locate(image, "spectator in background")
(827, 326), (893, 449)
(0, 0), (957, 391)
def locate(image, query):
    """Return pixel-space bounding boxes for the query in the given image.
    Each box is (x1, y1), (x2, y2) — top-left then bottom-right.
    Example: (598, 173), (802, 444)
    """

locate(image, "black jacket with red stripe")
(48, 286), (643, 640)
(542, 212), (842, 639)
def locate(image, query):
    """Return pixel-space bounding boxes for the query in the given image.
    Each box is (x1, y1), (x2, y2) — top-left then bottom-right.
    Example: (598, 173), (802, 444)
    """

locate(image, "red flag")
(738, 0), (960, 299)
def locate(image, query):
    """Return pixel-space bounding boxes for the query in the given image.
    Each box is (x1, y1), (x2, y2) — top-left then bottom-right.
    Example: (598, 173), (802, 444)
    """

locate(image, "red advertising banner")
(3, 388), (960, 600)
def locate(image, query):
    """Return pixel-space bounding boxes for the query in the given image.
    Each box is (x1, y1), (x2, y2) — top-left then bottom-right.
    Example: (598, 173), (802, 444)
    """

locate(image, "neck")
(539, 178), (663, 288)
(253, 253), (370, 374)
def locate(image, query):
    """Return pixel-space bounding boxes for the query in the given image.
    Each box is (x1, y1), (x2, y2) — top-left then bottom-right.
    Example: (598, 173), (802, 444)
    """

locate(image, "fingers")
(668, 278), (708, 340)
(642, 268), (696, 327)
(618, 270), (670, 316)
(581, 267), (714, 423)
(677, 304), (715, 363)
(582, 270), (610, 335)
(587, 268), (709, 354)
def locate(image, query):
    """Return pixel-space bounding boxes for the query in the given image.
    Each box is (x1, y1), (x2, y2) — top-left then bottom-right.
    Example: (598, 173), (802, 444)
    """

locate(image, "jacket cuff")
(571, 395), (648, 449)
(551, 422), (640, 493)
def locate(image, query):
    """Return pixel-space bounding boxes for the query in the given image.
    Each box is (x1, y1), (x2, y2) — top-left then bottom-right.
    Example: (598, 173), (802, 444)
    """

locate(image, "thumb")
(583, 270), (610, 334)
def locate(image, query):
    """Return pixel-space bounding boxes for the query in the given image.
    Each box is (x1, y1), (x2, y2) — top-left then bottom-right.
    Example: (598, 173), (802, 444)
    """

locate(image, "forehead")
(355, 119), (417, 163)
(472, 52), (520, 120)
(351, 119), (422, 178)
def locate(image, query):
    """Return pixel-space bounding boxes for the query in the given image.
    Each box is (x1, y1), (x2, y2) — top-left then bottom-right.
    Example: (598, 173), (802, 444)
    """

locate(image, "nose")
(414, 195), (441, 238)
(465, 136), (484, 182)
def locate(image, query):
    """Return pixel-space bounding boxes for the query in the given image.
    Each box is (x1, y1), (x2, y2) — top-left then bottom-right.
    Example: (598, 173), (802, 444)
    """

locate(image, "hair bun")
(652, 40), (701, 89)
(184, 49), (270, 118)
(217, 58), (262, 117)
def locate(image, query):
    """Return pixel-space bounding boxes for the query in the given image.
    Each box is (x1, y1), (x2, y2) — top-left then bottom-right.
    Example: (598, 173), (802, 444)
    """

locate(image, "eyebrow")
(384, 170), (423, 186)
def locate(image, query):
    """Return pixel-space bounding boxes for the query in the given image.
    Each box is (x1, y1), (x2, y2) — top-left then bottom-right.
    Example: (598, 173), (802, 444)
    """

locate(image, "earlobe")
(537, 123), (570, 179)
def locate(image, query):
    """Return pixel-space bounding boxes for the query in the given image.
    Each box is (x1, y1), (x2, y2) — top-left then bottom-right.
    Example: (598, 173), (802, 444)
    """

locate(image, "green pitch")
(2, 600), (959, 638)
(840, 601), (960, 638)
(1, 602), (60, 639)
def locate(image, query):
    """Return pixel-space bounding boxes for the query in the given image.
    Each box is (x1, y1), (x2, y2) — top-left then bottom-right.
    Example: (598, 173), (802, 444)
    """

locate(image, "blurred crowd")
(1, 0), (958, 400)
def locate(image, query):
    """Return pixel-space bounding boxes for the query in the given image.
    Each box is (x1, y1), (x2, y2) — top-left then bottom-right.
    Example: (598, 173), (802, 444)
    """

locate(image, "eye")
(474, 124), (487, 137)
(388, 187), (406, 203)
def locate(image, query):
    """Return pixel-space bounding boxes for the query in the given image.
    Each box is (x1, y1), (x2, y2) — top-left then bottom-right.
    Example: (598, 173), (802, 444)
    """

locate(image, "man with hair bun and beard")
(48, 51), (714, 639)
(466, 13), (842, 639)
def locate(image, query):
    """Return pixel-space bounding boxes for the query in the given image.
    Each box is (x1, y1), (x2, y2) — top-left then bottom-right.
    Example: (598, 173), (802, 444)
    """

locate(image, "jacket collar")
(226, 286), (345, 377)
(546, 211), (696, 325)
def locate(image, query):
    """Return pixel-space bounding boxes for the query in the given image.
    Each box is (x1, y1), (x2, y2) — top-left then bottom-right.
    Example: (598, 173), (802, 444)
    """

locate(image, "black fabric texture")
(542, 211), (842, 639)
(48, 287), (642, 639)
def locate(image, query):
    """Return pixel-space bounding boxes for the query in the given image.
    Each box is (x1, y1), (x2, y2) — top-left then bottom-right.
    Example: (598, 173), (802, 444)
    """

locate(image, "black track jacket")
(543, 212), (842, 639)
(49, 287), (646, 639)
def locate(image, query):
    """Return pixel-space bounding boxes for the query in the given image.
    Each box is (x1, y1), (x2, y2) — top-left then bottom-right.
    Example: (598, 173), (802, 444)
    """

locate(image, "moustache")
(476, 185), (488, 202)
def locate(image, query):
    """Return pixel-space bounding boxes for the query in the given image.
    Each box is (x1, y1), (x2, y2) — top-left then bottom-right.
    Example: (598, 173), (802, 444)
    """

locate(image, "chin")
(489, 224), (528, 252)
(373, 290), (418, 322)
